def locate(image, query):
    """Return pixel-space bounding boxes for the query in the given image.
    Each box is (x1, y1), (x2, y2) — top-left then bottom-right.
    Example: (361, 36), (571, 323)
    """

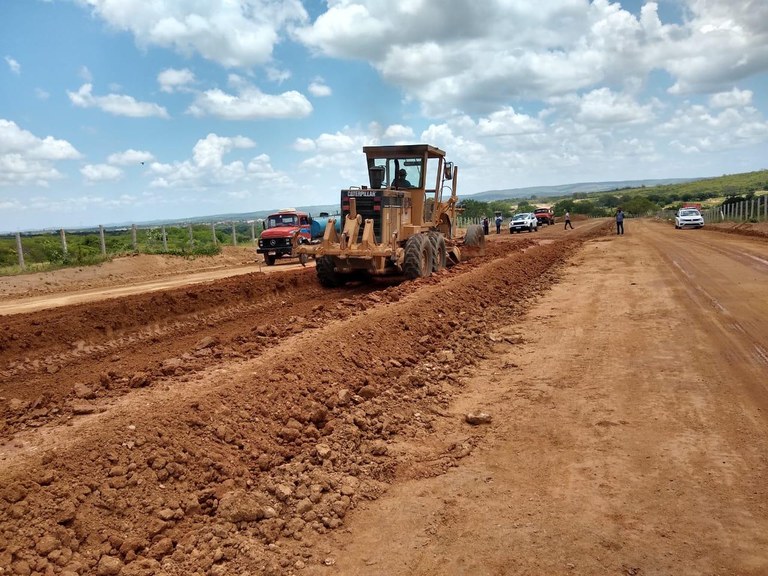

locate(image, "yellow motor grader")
(296, 144), (485, 287)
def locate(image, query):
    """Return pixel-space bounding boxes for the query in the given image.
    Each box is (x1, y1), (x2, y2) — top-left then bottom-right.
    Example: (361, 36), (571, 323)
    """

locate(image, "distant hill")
(461, 178), (701, 202)
(95, 204), (341, 231)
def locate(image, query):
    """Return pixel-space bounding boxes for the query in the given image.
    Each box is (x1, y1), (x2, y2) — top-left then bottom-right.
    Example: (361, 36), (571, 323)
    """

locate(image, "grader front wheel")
(403, 234), (434, 279)
(316, 256), (344, 288)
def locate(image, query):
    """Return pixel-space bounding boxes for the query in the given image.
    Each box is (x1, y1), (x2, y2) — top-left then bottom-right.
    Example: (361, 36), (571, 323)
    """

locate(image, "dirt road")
(1, 220), (767, 576)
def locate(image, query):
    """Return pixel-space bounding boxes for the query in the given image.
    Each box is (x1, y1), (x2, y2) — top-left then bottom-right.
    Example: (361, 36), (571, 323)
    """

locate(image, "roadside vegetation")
(458, 169), (768, 220)
(0, 223), (259, 275)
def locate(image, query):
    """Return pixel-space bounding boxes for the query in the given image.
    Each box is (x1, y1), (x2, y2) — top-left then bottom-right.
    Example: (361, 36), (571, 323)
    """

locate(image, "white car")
(675, 208), (704, 229)
(509, 212), (538, 233)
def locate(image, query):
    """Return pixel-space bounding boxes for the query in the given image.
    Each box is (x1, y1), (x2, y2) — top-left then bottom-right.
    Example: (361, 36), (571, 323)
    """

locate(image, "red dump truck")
(256, 209), (340, 266)
(534, 207), (555, 226)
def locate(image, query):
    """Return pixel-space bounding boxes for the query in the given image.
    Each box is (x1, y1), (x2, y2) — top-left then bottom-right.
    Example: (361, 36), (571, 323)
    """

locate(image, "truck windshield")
(266, 214), (298, 228)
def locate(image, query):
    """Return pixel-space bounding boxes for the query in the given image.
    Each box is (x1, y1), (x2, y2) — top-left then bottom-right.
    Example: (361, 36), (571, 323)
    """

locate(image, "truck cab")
(533, 207), (555, 226)
(257, 209), (312, 266)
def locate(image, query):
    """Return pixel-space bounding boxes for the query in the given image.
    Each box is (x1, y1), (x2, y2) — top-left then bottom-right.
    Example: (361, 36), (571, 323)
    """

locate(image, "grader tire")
(316, 256), (344, 288)
(403, 234), (433, 279)
(464, 224), (486, 249)
(428, 231), (447, 272)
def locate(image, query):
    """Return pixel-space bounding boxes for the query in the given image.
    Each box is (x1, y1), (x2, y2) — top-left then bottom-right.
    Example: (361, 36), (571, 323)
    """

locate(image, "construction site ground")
(1, 217), (767, 576)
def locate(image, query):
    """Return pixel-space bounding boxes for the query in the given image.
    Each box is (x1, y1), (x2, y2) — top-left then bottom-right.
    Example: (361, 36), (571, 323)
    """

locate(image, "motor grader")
(296, 144), (485, 287)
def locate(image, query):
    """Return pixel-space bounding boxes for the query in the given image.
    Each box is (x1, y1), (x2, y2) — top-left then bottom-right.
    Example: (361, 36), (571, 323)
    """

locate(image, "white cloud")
(293, 138), (316, 152)
(192, 134), (255, 169)
(664, 0), (768, 94)
(382, 124), (415, 141)
(477, 107), (544, 136)
(158, 68), (195, 93)
(308, 79), (332, 97)
(294, 127), (376, 173)
(0, 120), (81, 160)
(67, 84), (170, 118)
(78, 65), (93, 82)
(294, 0), (664, 113)
(574, 88), (655, 125)
(187, 84), (312, 120)
(35, 88), (50, 100)
(75, 0), (309, 68)
(709, 88), (753, 109)
(107, 149), (155, 166)
(0, 119), (81, 187)
(144, 133), (294, 194)
(294, 0), (768, 116)
(81, 163), (123, 183)
(4, 56), (20, 74)
(266, 66), (291, 84)
(661, 102), (768, 153)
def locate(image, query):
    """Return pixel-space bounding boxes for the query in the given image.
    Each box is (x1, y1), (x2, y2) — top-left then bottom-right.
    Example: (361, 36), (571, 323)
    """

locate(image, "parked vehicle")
(533, 207), (555, 225)
(509, 213), (538, 233)
(297, 144), (485, 287)
(257, 209), (340, 265)
(675, 208), (704, 229)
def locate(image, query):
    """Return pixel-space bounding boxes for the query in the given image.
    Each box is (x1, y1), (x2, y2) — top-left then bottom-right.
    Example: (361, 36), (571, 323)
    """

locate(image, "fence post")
(15, 232), (25, 270)
(211, 223), (217, 246)
(188, 224), (194, 246)
(231, 222), (237, 246)
(764, 195), (767, 221)
(251, 222), (256, 244)
(162, 225), (168, 252)
(99, 225), (106, 256)
(60, 228), (68, 255)
(131, 224), (138, 251)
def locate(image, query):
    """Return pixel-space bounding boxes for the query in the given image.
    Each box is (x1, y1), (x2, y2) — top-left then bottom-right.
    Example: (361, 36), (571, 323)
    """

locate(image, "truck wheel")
(264, 254), (276, 266)
(316, 256), (344, 288)
(428, 231), (447, 272)
(403, 234), (433, 279)
(464, 224), (486, 249)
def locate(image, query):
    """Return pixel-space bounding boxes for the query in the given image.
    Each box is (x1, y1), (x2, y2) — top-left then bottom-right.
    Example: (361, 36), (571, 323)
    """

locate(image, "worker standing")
(564, 211), (573, 230)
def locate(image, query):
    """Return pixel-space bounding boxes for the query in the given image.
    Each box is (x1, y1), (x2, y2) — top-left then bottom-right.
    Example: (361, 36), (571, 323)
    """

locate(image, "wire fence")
(1, 220), (263, 273)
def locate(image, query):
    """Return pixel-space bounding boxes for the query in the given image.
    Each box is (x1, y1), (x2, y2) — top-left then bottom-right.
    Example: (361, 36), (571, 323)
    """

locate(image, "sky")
(1, 0), (767, 232)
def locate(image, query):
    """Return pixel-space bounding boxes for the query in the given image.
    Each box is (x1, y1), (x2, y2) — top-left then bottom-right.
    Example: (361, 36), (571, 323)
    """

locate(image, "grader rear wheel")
(428, 231), (447, 272)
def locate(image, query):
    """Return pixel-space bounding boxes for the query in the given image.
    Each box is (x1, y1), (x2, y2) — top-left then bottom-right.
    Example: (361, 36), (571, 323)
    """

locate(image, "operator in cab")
(391, 168), (413, 188)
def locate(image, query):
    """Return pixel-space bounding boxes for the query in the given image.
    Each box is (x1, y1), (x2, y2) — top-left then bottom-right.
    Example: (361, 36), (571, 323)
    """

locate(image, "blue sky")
(1, 0), (767, 231)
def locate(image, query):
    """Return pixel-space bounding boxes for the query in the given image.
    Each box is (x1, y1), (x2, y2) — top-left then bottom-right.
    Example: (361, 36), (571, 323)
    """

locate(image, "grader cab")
(297, 144), (485, 287)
